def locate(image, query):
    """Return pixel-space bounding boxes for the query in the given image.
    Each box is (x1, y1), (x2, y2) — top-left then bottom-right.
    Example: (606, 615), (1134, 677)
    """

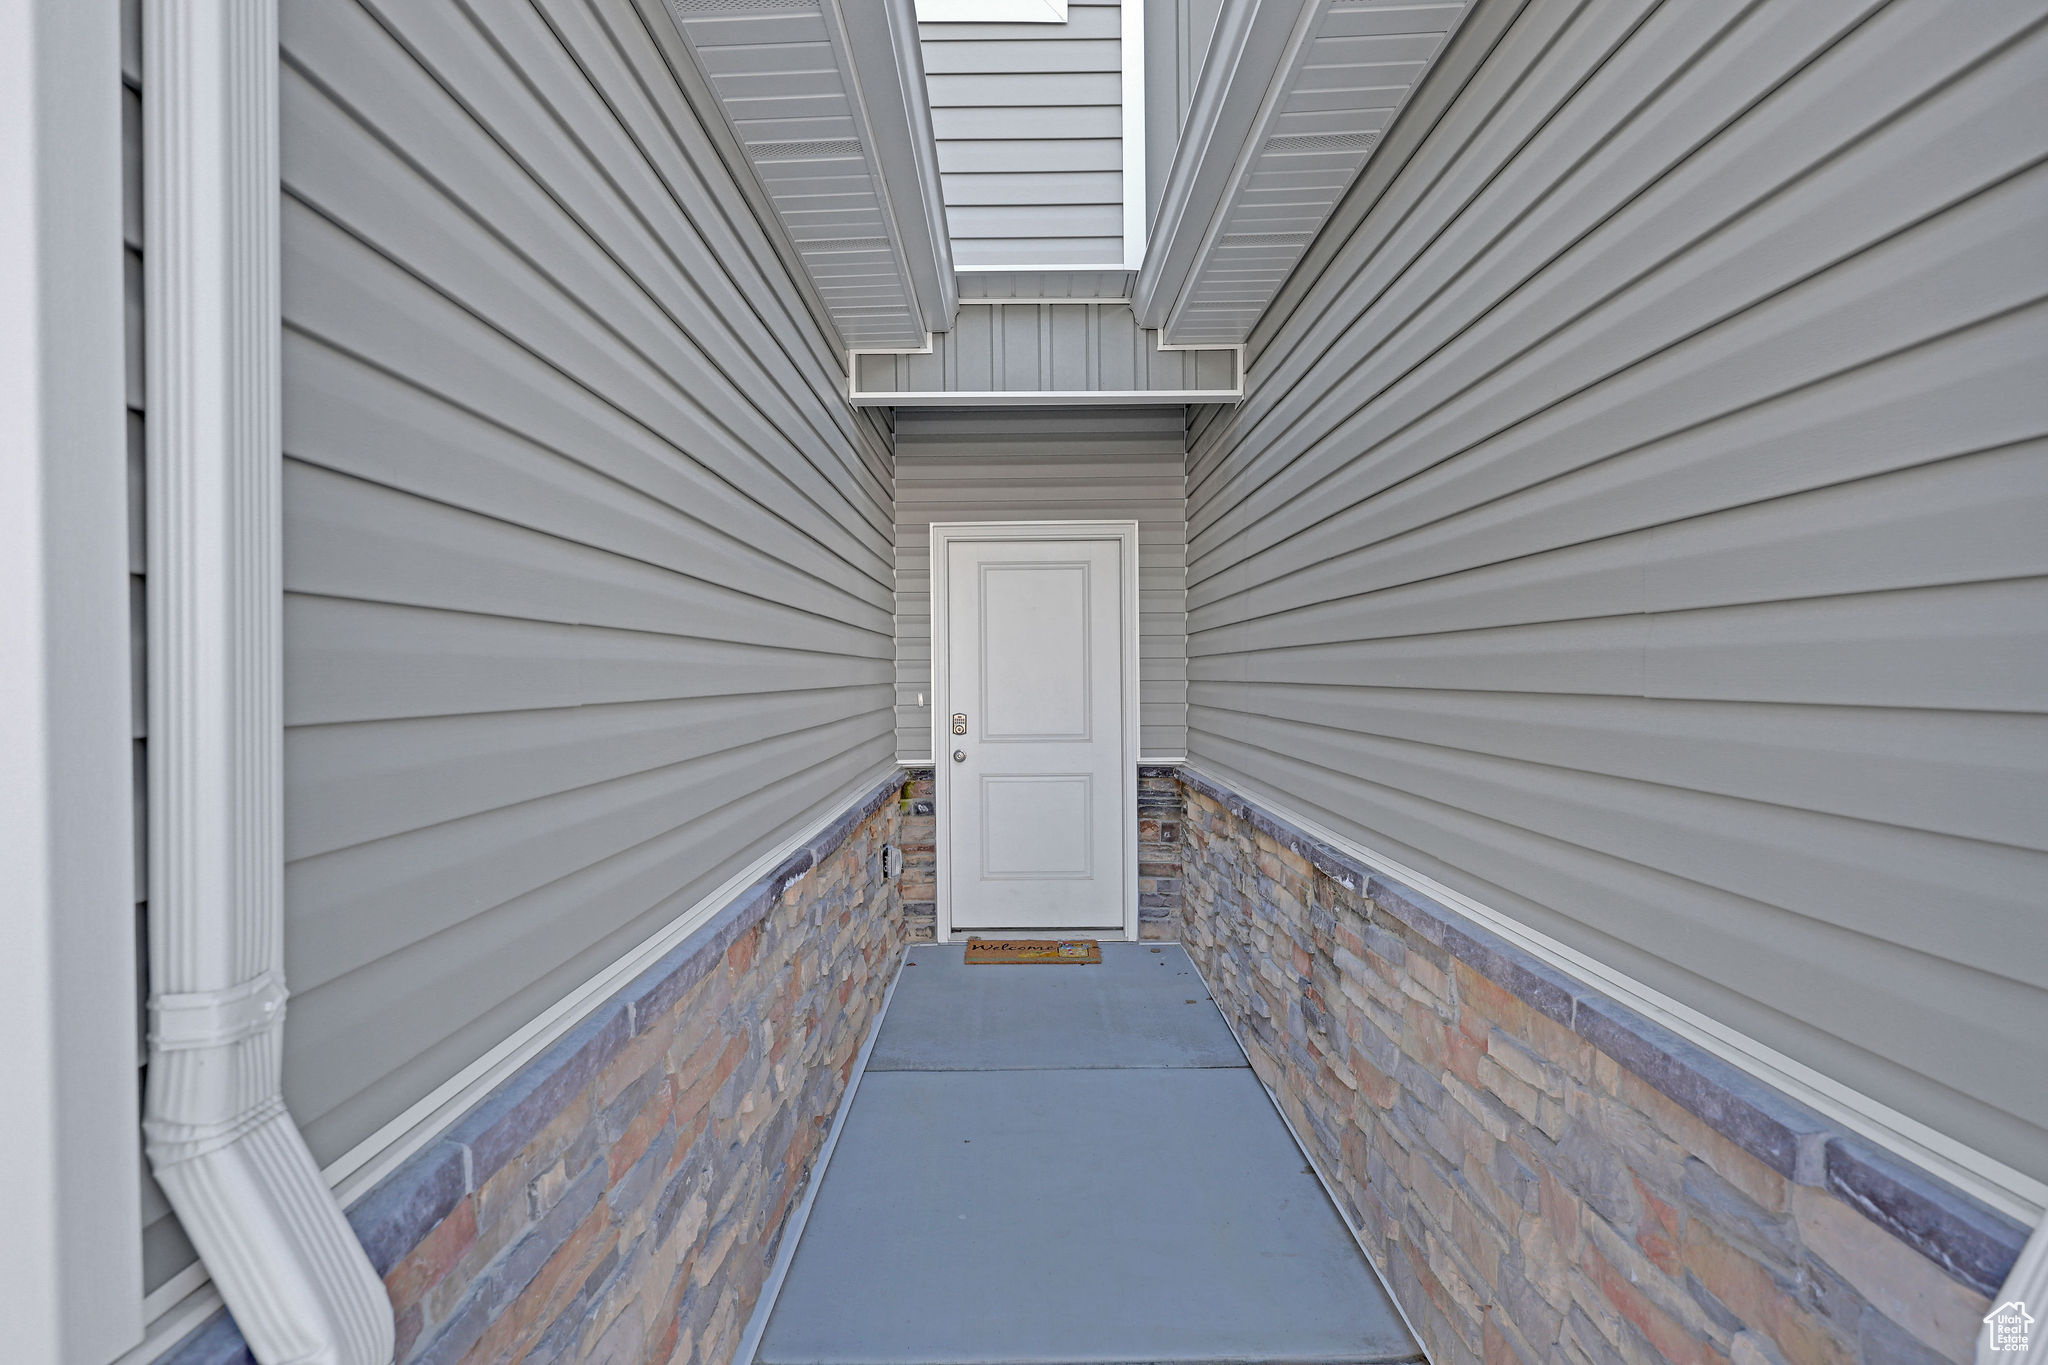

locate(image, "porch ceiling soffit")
(1133, 0), (1475, 347)
(661, 0), (957, 350)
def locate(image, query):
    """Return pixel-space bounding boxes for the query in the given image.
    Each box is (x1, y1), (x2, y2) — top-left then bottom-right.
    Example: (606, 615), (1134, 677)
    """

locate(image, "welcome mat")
(963, 938), (1102, 965)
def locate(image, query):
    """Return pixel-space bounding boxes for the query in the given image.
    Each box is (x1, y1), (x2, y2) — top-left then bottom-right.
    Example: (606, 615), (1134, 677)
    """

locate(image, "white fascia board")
(1131, 0), (1313, 328)
(832, 0), (958, 331)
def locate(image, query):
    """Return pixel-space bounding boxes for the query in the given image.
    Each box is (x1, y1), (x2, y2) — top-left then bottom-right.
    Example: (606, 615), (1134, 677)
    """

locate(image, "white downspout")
(142, 3), (393, 1362)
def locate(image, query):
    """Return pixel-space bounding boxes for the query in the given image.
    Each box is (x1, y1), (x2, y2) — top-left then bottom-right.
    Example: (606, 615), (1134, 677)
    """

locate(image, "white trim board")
(1119, 0), (1146, 271)
(1181, 762), (2048, 1224)
(1979, 1219), (2048, 1365)
(953, 262), (1134, 274)
(930, 522), (1143, 945)
(0, 1), (142, 1357)
(131, 762), (906, 1346)
(325, 762), (905, 1201)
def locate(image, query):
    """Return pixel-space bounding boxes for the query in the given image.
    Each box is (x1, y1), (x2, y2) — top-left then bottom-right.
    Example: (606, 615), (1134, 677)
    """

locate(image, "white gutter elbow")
(144, 978), (390, 1365)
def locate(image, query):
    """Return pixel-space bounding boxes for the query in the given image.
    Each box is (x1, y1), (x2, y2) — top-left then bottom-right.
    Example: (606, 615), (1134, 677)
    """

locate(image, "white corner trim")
(1979, 1218), (2048, 1365)
(1181, 763), (2048, 1224)
(1120, 0), (1147, 271)
(142, 4), (393, 1363)
(0, 1), (144, 1358)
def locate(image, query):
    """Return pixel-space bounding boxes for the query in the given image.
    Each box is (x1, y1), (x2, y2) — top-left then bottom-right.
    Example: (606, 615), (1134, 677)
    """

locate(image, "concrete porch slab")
(869, 942), (1247, 1072)
(755, 1065), (1419, 1365)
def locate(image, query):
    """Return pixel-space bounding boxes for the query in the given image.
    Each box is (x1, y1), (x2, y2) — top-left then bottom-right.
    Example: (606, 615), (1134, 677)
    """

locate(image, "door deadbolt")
(951, 712), (967, 735)
(952, 749), (966, 763)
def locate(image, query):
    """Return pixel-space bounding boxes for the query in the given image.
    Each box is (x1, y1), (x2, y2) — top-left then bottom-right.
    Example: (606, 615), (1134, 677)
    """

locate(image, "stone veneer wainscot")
(158, 771), (913, 1365)
(1175, 767), (2028, 1365)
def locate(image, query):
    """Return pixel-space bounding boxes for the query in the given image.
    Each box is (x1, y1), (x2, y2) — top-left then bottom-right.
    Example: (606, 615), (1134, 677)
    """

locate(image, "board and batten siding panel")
(274, 0), (896, 1167)
(894, 408), (1187, 762)
(1186, 0), (2048, 1188)
(921, 1), (1126, 267)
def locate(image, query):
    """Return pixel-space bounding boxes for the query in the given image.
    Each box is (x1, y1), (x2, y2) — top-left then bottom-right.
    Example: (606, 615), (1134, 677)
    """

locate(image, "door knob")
(952, 749), (966, 763)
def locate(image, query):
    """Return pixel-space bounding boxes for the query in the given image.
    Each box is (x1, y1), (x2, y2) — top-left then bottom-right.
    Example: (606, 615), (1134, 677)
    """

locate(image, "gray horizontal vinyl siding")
(277, 0), (896, 1165)
(1186, 0), (2048, 1184)
(894, 408), (1187, 761)
(921, 2), (1125, 267)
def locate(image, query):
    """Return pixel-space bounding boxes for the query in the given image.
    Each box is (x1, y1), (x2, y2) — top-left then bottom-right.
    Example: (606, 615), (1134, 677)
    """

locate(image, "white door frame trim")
(929, 521), (1142, 944)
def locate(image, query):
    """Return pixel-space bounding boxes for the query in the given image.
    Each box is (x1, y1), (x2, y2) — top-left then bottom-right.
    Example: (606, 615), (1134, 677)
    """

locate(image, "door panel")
(980, 564), (1092, 740)
(981, 776), (1092, 878)
(944, 535), (1128, 931)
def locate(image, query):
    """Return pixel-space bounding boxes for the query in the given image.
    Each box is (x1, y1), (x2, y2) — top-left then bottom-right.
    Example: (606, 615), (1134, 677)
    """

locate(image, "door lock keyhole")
(951, 713), (967, 736)
(952, 749), (966, 763)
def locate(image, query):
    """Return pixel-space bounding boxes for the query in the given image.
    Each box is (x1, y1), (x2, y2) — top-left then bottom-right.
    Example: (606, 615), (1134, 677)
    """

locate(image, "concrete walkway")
(754, 942), (1423, 1365)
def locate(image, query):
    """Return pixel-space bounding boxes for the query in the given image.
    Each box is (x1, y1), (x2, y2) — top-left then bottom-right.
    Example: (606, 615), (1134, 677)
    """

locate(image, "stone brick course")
(161, 772), (913, 1365)
(1174, 769), (2026, 1365)
(1138, 765), (1186, 940)
(897, 768), (936, 942)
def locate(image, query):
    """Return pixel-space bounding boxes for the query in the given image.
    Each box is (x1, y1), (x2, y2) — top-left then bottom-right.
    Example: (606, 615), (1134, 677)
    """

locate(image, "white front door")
(936, 528), (1134, 934)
